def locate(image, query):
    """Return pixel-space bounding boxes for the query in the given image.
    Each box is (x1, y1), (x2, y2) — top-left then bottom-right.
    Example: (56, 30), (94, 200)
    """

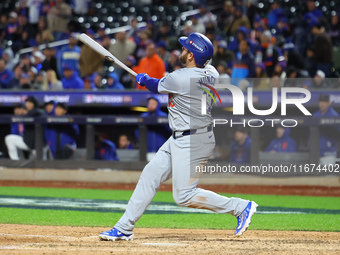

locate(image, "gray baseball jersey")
(114, 64), (249, 235)
(158, 65), (219, 131)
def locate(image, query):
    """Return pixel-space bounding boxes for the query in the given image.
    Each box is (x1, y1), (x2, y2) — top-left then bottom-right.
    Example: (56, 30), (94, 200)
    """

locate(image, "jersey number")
(168, 94), (175, 108)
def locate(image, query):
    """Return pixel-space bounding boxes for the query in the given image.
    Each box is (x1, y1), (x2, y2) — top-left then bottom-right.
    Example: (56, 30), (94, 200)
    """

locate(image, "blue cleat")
(234, 201), (258, 236)
(99, 228), (134, 241)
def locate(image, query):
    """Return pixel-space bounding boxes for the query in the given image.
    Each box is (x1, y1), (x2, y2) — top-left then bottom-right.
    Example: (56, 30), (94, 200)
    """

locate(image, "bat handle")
(128, 69), (137, 77)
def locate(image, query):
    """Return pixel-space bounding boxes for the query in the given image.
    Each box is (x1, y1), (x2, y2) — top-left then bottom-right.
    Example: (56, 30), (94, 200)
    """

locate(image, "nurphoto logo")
(199, 79), (312, 128)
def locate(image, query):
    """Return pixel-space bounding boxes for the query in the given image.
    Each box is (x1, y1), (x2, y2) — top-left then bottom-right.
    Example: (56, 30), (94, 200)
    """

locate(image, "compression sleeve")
(144, 76), (160, 94)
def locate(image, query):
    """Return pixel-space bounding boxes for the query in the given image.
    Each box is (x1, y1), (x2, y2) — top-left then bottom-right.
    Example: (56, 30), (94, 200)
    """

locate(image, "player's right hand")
(136, 73), (149, 87)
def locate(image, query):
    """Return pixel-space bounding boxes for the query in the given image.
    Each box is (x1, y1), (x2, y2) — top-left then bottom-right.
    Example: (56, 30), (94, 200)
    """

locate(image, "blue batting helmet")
(178, 32), (214, 66)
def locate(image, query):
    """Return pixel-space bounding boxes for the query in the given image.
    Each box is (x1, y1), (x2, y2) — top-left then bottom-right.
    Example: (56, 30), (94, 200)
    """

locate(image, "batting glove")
(136, 73), (149, 87)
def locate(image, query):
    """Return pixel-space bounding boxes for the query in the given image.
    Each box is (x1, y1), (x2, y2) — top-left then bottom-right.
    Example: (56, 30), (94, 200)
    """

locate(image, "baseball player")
(99, 32), (258, 241)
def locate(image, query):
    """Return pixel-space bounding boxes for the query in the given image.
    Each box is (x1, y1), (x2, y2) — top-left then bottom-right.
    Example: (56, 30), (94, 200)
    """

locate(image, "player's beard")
(179, 51), (189, 65)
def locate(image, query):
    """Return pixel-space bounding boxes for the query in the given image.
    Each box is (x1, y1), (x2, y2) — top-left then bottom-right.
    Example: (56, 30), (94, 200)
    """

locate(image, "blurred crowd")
(0, 0), (339, 91)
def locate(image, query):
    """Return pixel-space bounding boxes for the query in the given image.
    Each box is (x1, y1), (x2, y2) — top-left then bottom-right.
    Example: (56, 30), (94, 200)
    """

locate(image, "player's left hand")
(136, 73), (149, 87)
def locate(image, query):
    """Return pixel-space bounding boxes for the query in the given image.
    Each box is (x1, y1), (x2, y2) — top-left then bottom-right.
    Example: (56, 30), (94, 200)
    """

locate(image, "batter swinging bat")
(79, 33), (137, 77)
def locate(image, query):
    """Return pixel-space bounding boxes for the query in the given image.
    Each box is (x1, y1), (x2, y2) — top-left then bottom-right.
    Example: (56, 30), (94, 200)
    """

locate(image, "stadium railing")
(0, 115), (338, 176)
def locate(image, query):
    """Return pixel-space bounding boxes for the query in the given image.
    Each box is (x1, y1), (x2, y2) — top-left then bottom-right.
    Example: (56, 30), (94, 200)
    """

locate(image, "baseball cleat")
(99, 228), (134, 241)
(234, 201), (258, 236)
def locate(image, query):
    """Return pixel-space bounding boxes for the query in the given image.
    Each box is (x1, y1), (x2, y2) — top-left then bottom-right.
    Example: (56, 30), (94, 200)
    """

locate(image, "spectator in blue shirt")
(265, 127), (297, 153)
(94, 133), (119, 161)
(0, 58), (14, 89)
(44, 100), (56, 116)
(313, 94), (340, 164)
(305, 0), (323, 20)
(268, 1), (284, 28)
(90, 72), (104, 90)
(228, 26), (256, 55)
(83, 76), (97, 90)
(230, 127), (251, 164)
(57, 33), (81, 77)
(11, 103), (26, 136)
(135, 96), (171, 153)
(44, 100), (56, 155)
(118, 134), (134, 150)
(61, 65), (84, 89)
(106, 72), (124, 90)
(231, 40), (255, 85)
(6, 12), (19, 41)
(8, 64), (22, 89)
(46, 103), (79, 159)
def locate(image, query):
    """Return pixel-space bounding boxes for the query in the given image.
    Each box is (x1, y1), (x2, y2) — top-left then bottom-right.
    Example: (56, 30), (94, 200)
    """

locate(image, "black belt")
(172, 125), (212, 139)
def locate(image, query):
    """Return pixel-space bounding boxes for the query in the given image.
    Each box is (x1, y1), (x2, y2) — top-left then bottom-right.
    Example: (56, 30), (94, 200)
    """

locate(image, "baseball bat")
(79, 33), (137, 77)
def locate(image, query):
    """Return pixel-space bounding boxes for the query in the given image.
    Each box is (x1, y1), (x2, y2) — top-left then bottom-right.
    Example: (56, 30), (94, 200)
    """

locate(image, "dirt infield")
(0, 181), (339, 254)
(0, 224), (339, 255)
(1, 180), (339, 196)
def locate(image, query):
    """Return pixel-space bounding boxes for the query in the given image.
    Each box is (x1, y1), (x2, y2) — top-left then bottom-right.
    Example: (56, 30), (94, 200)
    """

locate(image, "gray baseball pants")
(115, 131), (249, 235)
